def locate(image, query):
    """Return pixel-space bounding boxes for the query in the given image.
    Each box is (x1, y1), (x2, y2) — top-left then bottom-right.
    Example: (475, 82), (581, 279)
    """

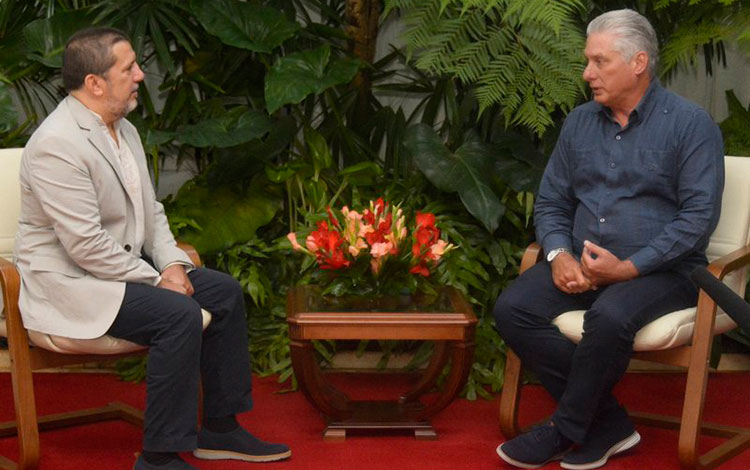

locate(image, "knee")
(164, 296), (204, 336)
(583, 308), (634, 345)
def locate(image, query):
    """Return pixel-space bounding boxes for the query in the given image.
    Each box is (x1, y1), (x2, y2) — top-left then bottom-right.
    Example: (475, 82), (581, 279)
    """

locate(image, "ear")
(82, 73), (106, 97)
(632, 51), (649, 76)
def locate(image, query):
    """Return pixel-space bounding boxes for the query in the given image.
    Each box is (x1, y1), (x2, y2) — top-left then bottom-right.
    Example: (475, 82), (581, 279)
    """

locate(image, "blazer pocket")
(29, 257), (86, 278)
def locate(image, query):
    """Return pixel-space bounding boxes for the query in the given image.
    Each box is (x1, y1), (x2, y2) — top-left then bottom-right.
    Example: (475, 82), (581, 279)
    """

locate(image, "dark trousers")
(106, 267), (253, 452)
(493, 262), (697, 443)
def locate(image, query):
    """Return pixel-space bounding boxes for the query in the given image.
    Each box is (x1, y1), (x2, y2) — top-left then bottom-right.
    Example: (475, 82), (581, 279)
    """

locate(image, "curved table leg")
(290, 339), (351, 419)
(415, 340), (475, 421)
(399, 341), (450, 405)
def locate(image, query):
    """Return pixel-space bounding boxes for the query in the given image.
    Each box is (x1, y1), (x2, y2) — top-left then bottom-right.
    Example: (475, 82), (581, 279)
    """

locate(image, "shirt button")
(124, 244), (132, 252)
(663, 109), (669, 114)
(615, 135), (621, 141)
(609, 162), (615, 168)
(599, 217), (606, 223)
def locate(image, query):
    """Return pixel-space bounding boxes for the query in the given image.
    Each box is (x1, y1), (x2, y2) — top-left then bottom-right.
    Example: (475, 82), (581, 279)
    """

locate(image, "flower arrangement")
(287, 198), (456, 296)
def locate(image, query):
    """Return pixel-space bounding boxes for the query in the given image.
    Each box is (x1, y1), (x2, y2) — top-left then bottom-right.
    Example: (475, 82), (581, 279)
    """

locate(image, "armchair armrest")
(177, 242), (202, 268)
(519, 242), (543, 275)
(705, 244), (750, 281)
(0, 255), (34, 353)
(687, 243), (750, 371)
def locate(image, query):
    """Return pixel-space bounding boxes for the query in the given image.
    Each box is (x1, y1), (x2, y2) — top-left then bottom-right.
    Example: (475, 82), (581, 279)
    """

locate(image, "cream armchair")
(499, 155), (750, 470)
(0, 147), (209, 469)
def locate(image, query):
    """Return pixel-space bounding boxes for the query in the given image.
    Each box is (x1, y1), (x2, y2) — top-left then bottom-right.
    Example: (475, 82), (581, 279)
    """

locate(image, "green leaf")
(176, 107), (272, 148)
(264, 163), (296, 183)
(264, 45), (361, 114)
(303, 179), (328, 211)
(405, 124), (505, 232)
(191, 0), (299, 53)
(23, 10), (96, 68)
(304, 126), (333, 174)
(169, 180), (281, 254)
(0, 82), (17, 133)
(339, 161), (383, 186)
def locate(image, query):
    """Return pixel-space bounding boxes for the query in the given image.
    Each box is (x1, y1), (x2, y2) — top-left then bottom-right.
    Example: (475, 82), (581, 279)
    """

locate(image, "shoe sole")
(496, 443), (567, 469)
(560, 431), (641, 470)
(193, 448), (292, 463)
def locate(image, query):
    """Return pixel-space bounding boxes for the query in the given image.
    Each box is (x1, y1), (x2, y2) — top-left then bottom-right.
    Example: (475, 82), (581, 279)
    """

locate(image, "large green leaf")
(405, 123), (504, 233)
(169, 180), (281, 254)
(191, 0), (299, 53)
(23, 10), (96, 68)
(176, 107), (272, 148)
(0, 82), (17, 133)
(264, 45), (361, 114)
(339, 161), (383, 186)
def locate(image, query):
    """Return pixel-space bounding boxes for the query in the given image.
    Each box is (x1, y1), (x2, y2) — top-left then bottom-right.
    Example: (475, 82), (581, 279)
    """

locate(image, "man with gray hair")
(493, 9), (723, 469)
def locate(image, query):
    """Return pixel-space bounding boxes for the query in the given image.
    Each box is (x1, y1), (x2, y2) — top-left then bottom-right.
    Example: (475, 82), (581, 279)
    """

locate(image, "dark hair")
(62, 27), (130, 92)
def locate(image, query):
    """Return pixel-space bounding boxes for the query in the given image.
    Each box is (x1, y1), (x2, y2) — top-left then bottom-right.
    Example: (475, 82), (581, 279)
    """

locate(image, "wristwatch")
(546, 247), (571, 263)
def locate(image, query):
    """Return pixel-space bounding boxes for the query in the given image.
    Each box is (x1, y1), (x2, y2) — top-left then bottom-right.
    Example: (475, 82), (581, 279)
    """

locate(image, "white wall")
(668, 45), (750, 123)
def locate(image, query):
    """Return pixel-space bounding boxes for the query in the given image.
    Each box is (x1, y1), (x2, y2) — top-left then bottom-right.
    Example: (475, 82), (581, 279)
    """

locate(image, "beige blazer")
(13, 96), (193, 339)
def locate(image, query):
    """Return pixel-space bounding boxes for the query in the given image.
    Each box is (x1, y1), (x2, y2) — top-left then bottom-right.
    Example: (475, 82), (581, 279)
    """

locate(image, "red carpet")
(1, 371), (749, 469)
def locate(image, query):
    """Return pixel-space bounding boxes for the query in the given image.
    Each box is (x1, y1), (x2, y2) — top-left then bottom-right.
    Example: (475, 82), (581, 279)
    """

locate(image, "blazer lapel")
(64, 96), (128, 190)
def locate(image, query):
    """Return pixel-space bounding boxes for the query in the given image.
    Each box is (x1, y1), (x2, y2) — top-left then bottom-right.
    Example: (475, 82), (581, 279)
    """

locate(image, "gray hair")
(587, 9), (659, 77)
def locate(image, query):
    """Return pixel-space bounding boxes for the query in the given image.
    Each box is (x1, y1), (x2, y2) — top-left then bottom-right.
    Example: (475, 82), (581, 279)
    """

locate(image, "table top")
(286, 285), (477, 341)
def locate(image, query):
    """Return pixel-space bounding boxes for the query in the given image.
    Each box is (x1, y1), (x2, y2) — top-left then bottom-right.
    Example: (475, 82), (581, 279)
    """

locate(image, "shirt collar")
(81, 105), (122, 141)
(596, 78), (663, 125)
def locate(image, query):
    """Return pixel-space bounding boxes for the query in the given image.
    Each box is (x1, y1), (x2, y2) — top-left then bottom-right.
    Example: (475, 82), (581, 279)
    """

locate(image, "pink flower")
(348, 238), (368, 257)
(429, 239), (451, 260)
(370, 241), (394, 258)
(287, 232), (303, 251)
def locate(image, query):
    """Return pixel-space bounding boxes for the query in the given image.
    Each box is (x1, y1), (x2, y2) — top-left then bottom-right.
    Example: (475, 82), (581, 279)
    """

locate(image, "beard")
(109, 95), (138, 120)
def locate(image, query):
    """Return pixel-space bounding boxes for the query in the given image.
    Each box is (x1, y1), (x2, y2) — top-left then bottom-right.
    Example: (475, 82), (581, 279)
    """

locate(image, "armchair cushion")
(553, 307), (737, 352)
(0, 309), (212, 355)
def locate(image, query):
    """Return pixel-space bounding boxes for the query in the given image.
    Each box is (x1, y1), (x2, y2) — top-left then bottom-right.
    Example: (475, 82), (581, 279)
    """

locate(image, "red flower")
(409, 263), (430, 277)
(363, 197), (387, 225)
(365, 212), (393, 246)
(412, 212), (440, 257)
(306, 221), (351, 270)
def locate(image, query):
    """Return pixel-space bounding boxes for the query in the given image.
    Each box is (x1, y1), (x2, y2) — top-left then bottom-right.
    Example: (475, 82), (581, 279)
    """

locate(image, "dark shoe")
(496, 422), (573, 468)
(193, 427), (291, 463)
(133, 454), (197, 470)
(561, 418), (640, 470)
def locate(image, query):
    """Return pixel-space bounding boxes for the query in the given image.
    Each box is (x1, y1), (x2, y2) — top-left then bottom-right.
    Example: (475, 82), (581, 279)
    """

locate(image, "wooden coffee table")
(286, 285), (477, 441)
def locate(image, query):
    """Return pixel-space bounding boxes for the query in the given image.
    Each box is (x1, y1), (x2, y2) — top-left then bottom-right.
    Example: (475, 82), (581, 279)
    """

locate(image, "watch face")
(547, 249), (558, 262)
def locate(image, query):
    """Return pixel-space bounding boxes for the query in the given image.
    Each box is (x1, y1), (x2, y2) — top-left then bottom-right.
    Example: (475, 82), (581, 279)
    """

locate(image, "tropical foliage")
(384, 0), (588, 136)
(1, 0), (749, 399)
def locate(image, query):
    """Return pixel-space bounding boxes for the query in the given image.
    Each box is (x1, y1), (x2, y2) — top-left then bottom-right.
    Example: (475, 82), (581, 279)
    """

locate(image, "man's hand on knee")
(158, 264), (195, 296)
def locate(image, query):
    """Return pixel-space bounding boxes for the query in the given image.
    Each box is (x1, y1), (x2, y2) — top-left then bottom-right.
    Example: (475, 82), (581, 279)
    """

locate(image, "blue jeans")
(107, 267), (253, 452)
(493, 262), (697, 443)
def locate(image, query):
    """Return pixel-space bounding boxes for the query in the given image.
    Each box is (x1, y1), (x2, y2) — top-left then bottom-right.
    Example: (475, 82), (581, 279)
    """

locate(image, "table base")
(324, 401), (437, 441)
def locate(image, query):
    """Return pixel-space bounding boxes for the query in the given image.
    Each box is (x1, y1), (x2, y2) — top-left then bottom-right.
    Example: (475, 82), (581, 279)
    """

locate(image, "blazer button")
(124, 244), (132, 252)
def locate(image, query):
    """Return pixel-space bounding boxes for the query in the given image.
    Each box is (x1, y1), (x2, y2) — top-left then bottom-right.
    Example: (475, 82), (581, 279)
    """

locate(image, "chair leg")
(677, 337), (711, 469)
(6, 340), (41, 469)
(499, 348), (523, 438)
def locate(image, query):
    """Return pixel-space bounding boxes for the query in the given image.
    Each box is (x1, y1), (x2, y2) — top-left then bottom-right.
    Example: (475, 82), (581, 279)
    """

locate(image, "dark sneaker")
(193, 427), (291, 463)
(561, 418), (640, 470)
(496, 422), (573, 469)
(133, 454), (197, 470)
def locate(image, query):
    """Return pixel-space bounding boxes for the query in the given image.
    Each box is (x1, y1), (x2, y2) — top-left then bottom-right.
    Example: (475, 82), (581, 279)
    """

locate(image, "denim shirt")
(534, 80), (724, 277)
